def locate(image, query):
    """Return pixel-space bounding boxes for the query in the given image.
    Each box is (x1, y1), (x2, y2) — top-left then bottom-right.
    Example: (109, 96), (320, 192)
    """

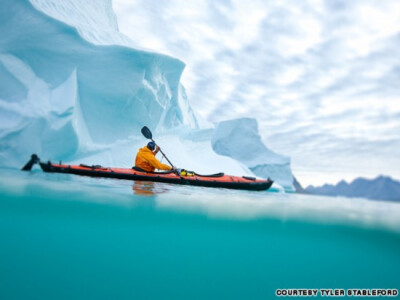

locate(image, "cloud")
(113, 0), (400, 186)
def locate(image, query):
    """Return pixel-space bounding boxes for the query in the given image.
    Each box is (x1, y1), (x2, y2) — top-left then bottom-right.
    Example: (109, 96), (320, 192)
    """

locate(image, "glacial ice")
(0, 0), (293, 191)
(212, 118), (294, 191)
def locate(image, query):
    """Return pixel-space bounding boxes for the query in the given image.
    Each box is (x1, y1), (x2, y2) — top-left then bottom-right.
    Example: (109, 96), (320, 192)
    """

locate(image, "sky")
(113, 0), (400, 187)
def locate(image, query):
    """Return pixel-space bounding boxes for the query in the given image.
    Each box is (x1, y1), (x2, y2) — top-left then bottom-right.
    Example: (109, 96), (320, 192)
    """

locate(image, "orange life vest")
(135, 146), (171, 172)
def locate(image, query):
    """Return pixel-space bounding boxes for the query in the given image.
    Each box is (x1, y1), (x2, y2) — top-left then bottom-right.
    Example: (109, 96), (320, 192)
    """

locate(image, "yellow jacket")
(135, 146), (171, 172)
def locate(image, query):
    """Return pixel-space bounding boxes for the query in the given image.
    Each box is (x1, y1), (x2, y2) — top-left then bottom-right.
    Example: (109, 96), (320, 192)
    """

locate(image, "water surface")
(1, 169), (399, 299)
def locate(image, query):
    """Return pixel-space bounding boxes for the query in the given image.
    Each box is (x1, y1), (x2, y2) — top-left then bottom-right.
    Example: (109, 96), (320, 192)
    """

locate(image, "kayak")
(22, 154), (273, 191)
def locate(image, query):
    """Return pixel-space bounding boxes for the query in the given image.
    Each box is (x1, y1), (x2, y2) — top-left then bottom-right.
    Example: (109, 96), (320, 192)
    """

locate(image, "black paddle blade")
(141, 126), (152, 139)
(21, 154), (40, 171)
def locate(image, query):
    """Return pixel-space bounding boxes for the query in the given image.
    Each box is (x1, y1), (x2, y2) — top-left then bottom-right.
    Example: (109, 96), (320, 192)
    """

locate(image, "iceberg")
(0, 0), (293, 191)
(0, 0), (197, 165)
(212, 118), (294, 191)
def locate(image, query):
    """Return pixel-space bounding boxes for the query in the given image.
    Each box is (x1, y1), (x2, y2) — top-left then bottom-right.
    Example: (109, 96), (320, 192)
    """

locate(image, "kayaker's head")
(147, 141), (156, 151)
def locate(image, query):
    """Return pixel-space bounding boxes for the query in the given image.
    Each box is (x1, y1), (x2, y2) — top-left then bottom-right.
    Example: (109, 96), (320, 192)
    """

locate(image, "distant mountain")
(306, 175), (400, 202)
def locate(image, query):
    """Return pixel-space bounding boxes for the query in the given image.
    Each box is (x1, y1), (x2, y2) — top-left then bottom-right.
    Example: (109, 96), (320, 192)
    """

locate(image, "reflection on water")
(132, 180), (169, 196)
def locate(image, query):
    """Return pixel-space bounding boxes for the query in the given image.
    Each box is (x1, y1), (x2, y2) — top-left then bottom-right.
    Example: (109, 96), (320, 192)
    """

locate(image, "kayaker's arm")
(152, 146), (177, 171)
(147, 153), (172, 171)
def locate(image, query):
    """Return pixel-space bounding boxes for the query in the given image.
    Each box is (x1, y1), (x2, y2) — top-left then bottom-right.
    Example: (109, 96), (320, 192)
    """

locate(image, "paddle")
(141, 126), (176, 170)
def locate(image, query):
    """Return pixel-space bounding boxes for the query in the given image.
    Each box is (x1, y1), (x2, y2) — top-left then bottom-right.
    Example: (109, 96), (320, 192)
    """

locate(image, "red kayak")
(22, 154), (273, 191)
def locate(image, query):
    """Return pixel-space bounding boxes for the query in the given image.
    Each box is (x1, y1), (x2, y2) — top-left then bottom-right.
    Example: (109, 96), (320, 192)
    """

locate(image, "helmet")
(147, 141), (156, 151)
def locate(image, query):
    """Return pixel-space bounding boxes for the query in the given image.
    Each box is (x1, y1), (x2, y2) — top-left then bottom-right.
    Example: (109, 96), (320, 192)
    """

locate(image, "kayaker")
(134, 141), (174, 172)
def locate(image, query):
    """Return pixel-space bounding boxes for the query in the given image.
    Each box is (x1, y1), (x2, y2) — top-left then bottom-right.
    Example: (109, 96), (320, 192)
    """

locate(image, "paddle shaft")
(151, 138), (175, 169)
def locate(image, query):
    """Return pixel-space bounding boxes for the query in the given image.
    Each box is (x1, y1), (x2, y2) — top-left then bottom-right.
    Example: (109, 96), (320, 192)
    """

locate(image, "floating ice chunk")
(212, 118), (294, 191)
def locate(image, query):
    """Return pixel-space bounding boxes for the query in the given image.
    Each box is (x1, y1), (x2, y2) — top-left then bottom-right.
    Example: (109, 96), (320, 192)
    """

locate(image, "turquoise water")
(1, 169), (399, 299)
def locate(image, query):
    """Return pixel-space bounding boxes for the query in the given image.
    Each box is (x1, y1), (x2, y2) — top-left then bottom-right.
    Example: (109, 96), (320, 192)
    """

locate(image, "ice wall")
(0, 0), (197, 167)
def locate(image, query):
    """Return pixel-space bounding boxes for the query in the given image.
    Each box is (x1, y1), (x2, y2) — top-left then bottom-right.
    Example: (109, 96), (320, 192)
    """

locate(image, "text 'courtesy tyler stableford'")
(275, 289), (398, 297)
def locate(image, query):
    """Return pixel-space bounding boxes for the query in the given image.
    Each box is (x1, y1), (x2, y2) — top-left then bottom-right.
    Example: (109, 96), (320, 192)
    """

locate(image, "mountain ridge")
(305, 175), (400, 202)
